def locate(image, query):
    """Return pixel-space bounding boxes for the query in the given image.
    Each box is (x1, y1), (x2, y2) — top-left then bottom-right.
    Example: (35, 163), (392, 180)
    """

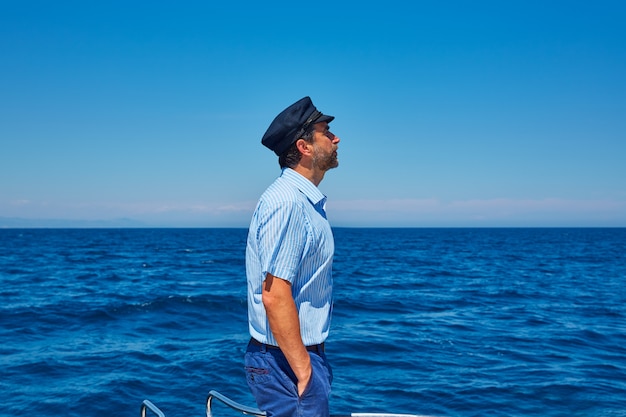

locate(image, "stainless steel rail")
(206, 390), (266, 417)
(142, 390), (431, 417)
(140, 399), (165, 417)
(205, 390), (429, 417)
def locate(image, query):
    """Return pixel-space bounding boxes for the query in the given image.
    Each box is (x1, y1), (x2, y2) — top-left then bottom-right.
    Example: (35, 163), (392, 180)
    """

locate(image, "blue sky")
(1, 1), (625, 227)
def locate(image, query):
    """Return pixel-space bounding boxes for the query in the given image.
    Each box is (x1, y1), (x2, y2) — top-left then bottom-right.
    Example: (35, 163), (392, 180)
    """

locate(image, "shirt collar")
(281, 168), (327, 206)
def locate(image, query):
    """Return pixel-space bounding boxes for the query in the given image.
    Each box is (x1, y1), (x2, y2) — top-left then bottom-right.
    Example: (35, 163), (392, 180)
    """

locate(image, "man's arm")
(262, 273), (311, 396)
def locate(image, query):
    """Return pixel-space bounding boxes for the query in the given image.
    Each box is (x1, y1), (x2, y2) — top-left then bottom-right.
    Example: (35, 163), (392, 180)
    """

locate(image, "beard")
(312, 146), (339, 172)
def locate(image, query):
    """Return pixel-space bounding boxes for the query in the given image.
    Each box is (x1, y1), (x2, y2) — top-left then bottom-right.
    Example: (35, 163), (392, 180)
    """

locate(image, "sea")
(1, 228), (625, 417)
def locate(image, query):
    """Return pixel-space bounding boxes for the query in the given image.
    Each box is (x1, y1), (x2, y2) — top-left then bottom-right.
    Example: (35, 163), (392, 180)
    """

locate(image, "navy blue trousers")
(245, 341), (333, 417)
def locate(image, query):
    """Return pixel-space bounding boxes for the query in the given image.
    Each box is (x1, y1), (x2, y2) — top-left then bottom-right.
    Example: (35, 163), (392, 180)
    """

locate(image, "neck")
(292, 164), (325, 187)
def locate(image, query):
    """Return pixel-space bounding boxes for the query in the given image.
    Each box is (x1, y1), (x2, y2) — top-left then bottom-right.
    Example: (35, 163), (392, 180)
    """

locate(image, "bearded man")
(244, 96), (340, 417)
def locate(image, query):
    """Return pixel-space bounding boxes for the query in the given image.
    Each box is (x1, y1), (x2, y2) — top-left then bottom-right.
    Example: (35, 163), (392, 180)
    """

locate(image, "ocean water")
(1, 228), (625, 417)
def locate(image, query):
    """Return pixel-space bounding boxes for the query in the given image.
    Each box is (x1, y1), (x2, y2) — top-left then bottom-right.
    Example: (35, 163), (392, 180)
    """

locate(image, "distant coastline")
(1, 217), (624, 229)
(0, 217), (146, 229)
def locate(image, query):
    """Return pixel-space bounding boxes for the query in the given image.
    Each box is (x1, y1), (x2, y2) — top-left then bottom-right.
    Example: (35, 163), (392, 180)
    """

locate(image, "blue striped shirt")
(246, 168), (334, 346)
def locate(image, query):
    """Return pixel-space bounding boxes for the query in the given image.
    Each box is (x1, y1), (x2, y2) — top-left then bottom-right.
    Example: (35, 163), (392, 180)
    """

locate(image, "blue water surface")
(1, 228), (625, 417)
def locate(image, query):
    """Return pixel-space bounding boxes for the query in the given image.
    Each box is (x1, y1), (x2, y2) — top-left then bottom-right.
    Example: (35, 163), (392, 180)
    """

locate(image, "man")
(245, 96), (340, 417)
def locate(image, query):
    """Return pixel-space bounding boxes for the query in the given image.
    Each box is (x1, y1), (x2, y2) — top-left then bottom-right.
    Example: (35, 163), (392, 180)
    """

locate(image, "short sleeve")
(254, 199), (309, 283)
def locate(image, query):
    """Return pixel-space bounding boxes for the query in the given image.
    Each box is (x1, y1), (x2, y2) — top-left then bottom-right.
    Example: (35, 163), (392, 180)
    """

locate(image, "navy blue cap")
(261, 96), (335, 156)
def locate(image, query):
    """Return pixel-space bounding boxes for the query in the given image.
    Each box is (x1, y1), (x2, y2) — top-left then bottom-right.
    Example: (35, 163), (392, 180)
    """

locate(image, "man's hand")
(296, 368), (312, 397)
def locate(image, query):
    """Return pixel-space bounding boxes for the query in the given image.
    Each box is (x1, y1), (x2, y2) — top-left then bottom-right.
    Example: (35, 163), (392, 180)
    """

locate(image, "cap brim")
(315, 114), (334, 124)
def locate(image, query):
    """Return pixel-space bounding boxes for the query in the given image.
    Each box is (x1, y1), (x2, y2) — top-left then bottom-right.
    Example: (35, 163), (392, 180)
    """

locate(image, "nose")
(332, 133), (340, 144)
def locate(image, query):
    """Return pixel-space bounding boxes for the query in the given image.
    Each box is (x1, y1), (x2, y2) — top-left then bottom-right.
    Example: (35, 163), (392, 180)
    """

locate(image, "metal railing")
(206, 390), (266, 417)
(141, 390), (431, 417)
(140, 399), (165, 417)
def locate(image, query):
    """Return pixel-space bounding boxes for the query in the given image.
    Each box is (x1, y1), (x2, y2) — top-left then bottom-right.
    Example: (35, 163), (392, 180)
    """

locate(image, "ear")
(295, 139), (313, 156)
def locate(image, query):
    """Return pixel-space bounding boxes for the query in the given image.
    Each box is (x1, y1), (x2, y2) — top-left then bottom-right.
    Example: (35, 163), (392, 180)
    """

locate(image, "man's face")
(311, 122), (340, 172)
